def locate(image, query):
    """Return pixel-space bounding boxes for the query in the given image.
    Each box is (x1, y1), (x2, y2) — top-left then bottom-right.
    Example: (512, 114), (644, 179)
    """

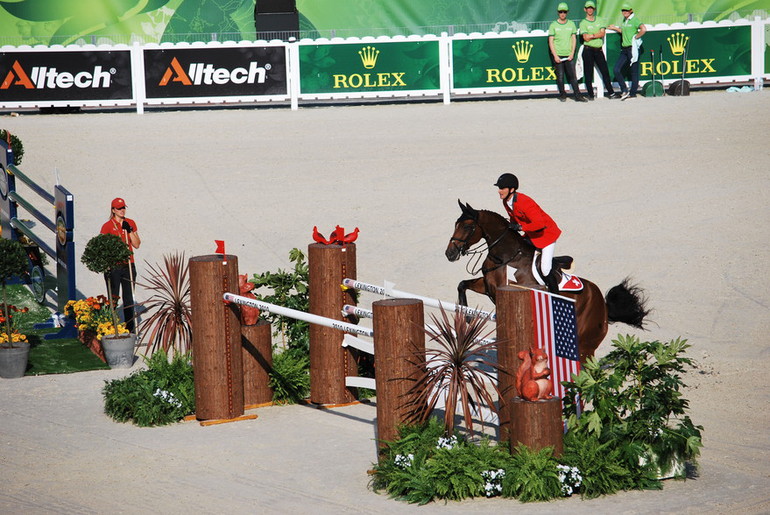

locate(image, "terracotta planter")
(0, 341), (30, 379)
(79, 329), (106, 362)
(101, 333), (136, 369)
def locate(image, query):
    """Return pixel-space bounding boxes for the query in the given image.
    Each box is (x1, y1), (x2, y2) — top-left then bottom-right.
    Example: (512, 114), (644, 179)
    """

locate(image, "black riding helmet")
(494, 173), (519, 190)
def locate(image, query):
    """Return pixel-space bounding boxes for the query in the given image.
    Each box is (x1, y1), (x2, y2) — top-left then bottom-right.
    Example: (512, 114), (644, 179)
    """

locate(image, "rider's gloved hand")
(509, 222), (522, 231)
(121, 221), (133, 233)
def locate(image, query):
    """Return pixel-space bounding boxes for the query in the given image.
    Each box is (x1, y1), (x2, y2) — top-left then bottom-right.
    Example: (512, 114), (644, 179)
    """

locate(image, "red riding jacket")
(502, 192), (561, 249)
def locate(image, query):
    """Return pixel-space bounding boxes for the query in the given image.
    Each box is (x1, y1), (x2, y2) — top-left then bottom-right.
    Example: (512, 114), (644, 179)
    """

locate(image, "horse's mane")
(475, 208), (536, 251)
(477, 209), (508, 225)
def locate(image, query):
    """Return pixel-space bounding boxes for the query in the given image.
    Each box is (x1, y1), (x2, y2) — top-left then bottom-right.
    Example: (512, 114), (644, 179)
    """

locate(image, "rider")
(494, 173), (562, 293)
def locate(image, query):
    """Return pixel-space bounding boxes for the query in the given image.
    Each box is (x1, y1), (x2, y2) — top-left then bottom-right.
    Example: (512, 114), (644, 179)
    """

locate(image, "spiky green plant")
(136, 252), (192, 355)
(402, 307), (500, 437)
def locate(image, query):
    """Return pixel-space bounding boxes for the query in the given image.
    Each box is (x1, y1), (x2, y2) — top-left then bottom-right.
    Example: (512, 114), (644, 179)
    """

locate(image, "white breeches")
(540, 243), (555, 276)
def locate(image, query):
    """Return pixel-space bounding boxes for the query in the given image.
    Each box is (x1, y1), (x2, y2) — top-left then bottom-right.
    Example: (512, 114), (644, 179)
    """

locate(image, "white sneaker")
(620, 91), (630, 100)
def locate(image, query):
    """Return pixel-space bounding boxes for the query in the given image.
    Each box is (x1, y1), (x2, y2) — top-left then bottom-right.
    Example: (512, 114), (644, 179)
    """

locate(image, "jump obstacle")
(0, 139), (76, 317)
(189, 242), (564, 454)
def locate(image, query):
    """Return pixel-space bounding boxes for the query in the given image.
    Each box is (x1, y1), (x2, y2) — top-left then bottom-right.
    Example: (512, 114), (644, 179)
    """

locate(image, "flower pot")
(0, 341), (31, 379)
(639, 451), (687, 480)
(79, 330), (106, 362)
(101, 334), (136, 369)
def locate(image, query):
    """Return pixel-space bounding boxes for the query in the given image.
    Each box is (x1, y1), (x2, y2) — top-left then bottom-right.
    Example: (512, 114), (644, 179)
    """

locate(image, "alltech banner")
(143, 46), (288, 100)
(452, 36), (555, 90)
(0, 50), (132, 103)
(606, 25), (753, 81)
(299, 41), (441, 95)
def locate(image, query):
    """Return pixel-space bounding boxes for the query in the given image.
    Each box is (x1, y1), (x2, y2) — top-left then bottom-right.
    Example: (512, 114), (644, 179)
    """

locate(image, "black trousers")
(553, 56), (581, 98)
(582, 46), (614, 97)
(104, 263), (136, 332)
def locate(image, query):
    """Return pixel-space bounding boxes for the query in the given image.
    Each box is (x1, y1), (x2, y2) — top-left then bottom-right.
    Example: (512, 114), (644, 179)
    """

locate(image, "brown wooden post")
(372, 299), (425, 451)
(308, 243), (357, 405)
(497, 286), (563, 455)
(511, 398), (564, 456)
(496, 286), (534, 440)
(242, 320), (273, 407)
(189, 254), (244, 421)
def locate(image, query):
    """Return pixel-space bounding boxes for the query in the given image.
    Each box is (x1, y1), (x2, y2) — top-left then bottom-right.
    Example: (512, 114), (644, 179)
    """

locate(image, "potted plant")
(0, 238), (31, 378)
(563, 335), (703, 480)
(80, 233), (134, 368)
(63, 295), (115, 361)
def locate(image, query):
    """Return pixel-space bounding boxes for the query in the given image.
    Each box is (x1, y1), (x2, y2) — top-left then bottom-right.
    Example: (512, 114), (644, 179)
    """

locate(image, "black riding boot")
(544, 271), (560, 294)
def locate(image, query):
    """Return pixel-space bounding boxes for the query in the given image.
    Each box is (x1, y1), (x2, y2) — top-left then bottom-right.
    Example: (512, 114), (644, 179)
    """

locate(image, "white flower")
(557, 464), (582, 496)
(436, 435), (458, 450)
(153, 388), (182, 408)
(394, 453), (414, 469)
(481, 469), (505, 497)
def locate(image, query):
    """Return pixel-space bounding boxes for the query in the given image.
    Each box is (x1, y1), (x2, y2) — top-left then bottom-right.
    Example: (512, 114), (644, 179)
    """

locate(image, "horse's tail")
(605, 277), (651, 329)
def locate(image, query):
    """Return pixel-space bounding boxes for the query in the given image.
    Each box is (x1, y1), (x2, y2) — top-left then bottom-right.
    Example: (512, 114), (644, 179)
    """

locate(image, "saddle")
(506, 252), (584, 293)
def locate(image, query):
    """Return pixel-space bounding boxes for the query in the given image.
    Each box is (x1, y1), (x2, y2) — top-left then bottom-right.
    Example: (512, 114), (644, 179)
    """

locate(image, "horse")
(445, 200), (650, 362)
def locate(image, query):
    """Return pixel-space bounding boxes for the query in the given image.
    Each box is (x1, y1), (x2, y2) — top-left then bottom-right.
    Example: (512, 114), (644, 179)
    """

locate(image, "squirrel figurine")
(238, 274), (260, 326)
(515, 347), (554, 402)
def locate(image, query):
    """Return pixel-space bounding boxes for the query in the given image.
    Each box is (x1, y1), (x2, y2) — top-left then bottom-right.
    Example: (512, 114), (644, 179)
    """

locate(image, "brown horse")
(445, 201), (649, 362)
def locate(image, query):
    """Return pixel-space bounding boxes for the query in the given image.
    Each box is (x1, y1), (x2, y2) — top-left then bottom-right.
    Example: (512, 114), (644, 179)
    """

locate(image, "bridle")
(451, 216), (521, 275)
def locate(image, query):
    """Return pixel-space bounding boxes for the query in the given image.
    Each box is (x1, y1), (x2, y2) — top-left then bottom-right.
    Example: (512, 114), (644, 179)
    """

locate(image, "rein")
(456, 217), (522, 275)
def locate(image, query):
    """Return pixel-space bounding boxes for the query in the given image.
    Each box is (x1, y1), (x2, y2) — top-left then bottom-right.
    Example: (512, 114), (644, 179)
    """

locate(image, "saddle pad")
(559, 272), (584, 292)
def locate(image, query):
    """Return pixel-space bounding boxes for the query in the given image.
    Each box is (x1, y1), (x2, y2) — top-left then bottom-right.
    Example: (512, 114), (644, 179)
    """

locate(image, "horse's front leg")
(458, 277), (487, 306)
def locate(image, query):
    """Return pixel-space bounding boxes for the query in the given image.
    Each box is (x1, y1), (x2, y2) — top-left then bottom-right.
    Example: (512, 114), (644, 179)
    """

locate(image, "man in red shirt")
(99, 197), (141, 332)
(494, 173), (562, 293)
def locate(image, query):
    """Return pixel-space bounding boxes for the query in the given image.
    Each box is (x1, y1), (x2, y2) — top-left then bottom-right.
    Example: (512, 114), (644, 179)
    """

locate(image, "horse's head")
(445, 200), (483, 262)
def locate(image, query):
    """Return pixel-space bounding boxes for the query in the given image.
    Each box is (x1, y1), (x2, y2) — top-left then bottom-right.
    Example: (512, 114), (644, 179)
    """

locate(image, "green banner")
(453, 36), (556, 89)
(299, 41), (440, 94)
(606, 25), (752, 80)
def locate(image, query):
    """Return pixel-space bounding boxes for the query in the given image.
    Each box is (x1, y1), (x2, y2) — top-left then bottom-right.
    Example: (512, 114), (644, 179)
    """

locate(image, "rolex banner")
(606, 25), (752, 81)
(453, 36), (555, 90)
(143, 46), (287, 100)
(299, 41), (441, 95)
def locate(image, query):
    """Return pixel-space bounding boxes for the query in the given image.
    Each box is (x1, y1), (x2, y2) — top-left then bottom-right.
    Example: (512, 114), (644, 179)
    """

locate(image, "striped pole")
(342, 278), (496, 321)
(224, 292), (374, 337)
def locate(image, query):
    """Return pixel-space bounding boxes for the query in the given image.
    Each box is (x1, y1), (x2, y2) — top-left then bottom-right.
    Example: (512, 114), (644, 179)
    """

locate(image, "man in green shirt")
(548, 2), (588, 102)
(608, 2), (647, 99)
(579, 0), (616, 100)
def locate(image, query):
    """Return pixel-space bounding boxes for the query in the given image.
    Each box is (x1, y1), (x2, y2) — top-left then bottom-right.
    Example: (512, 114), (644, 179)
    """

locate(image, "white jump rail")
(223, 292), (373, 337)
(342, 278), (497, 321)
(224, 292), (376, 390)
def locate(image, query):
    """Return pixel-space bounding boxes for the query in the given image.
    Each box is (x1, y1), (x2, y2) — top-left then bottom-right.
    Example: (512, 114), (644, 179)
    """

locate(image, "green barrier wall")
(605, 25), (753, 80)
(299, 41), (441, 94)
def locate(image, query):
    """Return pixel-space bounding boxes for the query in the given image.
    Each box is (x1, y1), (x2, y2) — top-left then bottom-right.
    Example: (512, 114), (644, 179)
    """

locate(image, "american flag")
(531, 289), (581, 400)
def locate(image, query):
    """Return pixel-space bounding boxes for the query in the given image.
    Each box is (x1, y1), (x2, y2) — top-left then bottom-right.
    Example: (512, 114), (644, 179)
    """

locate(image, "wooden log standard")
(372, 298), (425, 452)
(497, 286), (563, 455)
(496, 286), (534, 439)
(189, 254), (244, 421)
(242, 320), (273, 407)
(308, 243), (358, 405)
(511, 397), (564, 456)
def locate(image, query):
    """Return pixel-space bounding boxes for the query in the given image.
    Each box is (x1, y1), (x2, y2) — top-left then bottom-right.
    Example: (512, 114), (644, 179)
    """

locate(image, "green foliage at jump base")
(371, 335), (703, 504)
(102, 351), (195, 426)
